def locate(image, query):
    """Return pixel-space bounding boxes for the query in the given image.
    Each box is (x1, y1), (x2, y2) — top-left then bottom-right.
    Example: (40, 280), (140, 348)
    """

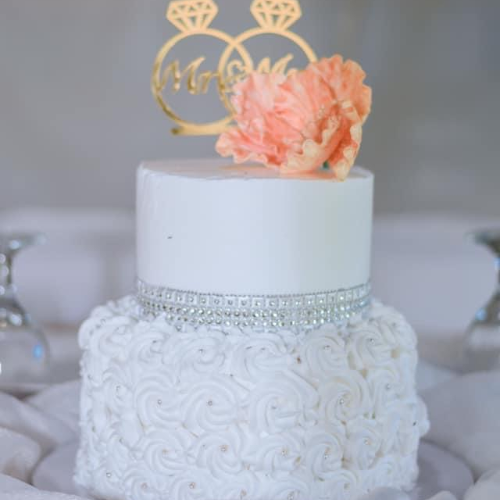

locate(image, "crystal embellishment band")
(136, 279), (371, 329)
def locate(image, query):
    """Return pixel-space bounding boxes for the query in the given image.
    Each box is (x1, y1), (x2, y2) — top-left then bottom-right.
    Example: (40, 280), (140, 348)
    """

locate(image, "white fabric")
(464, 471), (500, 500)
(422, 372), (500, 479)
(0, 393), (74, 456)
(359, 489), (459, 500)
(27, 381), (81, 436)
(0, 474), (36, 492)
(0, 491), (87, 500)
(0, 383), (83, 500)
(415, 442), (473, 499)
(0, 429), (41, 483)
(427, 494), (459, 500)
(32, 444), (77, 496)
(361, 488), (411, 500)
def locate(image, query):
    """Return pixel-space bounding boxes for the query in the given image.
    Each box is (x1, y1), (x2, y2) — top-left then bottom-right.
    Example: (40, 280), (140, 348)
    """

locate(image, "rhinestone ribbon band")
(136, 279), (371, 330)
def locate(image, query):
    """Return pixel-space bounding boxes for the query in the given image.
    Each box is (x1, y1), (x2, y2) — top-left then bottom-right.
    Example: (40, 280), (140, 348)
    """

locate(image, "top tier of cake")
(137, 160), (373, 295)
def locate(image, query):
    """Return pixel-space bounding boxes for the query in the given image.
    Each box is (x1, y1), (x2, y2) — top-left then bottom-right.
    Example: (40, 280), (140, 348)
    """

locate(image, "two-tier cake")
(75, 4), (428, 498)
(75, 161), (428, 500)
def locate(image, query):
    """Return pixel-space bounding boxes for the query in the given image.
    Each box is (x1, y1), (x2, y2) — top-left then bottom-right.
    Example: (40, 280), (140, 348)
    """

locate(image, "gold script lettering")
(257, 54), (295, 74)
(224, 60), (249, 89)
(160, 57), (219, 95)
(160, 54), (296, 96)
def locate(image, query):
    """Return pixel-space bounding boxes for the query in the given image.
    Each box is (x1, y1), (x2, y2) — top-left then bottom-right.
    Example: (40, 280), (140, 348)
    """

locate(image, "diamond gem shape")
(167, 0), (219, 32)
(251, 0), (302, 31)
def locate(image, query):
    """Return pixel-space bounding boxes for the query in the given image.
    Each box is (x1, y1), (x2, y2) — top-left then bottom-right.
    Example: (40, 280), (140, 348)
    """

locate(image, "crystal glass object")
(0, 233), (49, 392)
(461, 230), (500, 372)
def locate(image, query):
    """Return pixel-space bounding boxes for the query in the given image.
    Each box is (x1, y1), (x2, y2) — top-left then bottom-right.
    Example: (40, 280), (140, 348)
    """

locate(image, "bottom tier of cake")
(75, 297), (429, 500)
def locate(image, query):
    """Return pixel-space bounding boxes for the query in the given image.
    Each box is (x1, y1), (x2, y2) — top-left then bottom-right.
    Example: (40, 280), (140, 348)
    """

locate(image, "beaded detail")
(136, 279), (371, 330)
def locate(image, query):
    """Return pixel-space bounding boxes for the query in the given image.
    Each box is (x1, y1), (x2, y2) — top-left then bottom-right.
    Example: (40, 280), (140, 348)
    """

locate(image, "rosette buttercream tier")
(75, 298), (428, 500)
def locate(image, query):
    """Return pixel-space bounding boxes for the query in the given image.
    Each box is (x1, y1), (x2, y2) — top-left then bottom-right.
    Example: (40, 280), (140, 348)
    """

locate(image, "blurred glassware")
(461, 229), (500, 372)
(0, 232), (50, 394)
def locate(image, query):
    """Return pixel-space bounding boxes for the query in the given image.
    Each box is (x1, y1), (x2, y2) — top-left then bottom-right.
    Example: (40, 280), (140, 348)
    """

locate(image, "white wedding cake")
(76, 4), (428, 495)
(75, 160), (429, 500)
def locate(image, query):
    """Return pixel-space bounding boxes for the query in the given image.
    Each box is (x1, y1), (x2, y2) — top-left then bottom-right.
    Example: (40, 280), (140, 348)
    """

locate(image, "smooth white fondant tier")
(75, 298), (428, 500)
(137, 160), (373, 295)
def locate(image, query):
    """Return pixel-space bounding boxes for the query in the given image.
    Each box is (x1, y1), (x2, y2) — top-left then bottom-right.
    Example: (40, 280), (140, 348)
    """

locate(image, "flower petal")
(215, 54), (372, 179)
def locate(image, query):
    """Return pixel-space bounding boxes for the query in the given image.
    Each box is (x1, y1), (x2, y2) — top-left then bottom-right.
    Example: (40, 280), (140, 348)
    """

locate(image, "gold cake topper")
(152, 0), (317, 136)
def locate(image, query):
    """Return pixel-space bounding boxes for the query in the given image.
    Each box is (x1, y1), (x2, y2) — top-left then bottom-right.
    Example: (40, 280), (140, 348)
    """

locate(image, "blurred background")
(1, 0), (499, 213)
(0, 0), (499, 367)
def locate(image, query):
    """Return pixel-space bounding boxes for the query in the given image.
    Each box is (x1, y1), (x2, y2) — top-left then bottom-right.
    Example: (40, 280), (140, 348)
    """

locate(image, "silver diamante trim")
(136, 279), (371, 330)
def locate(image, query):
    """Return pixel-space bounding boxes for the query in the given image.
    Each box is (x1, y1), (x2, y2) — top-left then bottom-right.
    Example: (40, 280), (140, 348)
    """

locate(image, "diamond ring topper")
(152, 0), (317, 136)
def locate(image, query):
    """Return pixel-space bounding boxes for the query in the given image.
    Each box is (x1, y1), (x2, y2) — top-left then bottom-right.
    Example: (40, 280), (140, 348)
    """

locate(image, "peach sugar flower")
(216, 55), (372, 180)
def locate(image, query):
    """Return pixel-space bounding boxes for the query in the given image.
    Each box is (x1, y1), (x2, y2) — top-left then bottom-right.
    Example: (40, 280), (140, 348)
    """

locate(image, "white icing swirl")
(102, 364), (134, 415)
(348, 322), (394, 370)
(163, 329), (227, 378)
(127, 326), (166, 367)
(87, 464), (132, 500)
(84, 318), (134, 385)
(344, 418), (383, 469)
(378, 403), (405, 455)
(92, 316), (134, 359)
(318, 371), (371, 423)
(121, 464), (168, 500)
(366, 365), (405, 417)
(80, 350), (106, 393)
(140, 428), (192, 474)
(94, 423), (131, 477)
(78, 304), (119, 349)
(416, 397), (430, 437)
(304, 425), (346, 480)
(298, 328), (348, 379)
(247, 373), (318, 434)
(268, 472), (312, 500)
(397, 398), (429, 456)
(395, 350), (418, 393)
(230, 332), (293, 382)
(168, 470), (212, 500)
(366, 454), (403, 491)
(314, 469), (360, 500)
(371, 302), (417, 351)
(134, 374), (181, 430)
(119, 411), (144, 448)
(187, 426), (245, 478)
(180, 376), (246, 435)
(216, 470), (263, 500)
(247, 428), (303, 478)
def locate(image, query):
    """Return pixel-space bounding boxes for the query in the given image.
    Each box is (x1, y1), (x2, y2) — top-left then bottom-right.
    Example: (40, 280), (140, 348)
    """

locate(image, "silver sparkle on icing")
(136, 279), (371, 330)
